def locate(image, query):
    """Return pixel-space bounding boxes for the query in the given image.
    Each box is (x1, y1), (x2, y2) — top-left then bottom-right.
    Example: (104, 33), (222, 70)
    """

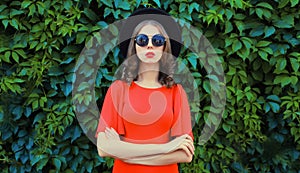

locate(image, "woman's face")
(135, 24), (165, 64)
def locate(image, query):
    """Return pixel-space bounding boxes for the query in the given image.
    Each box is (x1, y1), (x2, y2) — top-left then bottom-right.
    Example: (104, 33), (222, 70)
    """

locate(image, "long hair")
(119, 20), (176, 88)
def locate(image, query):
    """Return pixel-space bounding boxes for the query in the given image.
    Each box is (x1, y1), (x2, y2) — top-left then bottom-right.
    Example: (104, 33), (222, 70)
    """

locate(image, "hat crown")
(119, 7), (182, 58)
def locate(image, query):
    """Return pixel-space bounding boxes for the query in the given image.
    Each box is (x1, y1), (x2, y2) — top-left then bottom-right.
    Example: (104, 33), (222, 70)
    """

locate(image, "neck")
(137, 62), (160, 83)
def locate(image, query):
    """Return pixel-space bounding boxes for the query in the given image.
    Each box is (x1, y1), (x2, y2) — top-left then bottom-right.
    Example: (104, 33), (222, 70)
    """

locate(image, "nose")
(147, 39), (153, 48)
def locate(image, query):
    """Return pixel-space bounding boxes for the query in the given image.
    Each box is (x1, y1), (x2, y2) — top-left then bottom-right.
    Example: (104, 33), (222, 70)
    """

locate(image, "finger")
(110, 127), (119, 137)
(105, 128), (115, 138)
(181, 145), (192, 157)
(184, 139), (194, 150)
(187, 143), (194, 155)
(182, 134), (189, 139)
(185, 135), (193, 141)
(184, 137), (194, 152)
(104, 129), (111, 138)
(182, 140), (194, 155)
(187, 139), (195, 152)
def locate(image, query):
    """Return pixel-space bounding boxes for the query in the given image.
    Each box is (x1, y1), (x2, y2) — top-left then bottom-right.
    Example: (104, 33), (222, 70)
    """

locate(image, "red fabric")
(95, 80), (193, 173)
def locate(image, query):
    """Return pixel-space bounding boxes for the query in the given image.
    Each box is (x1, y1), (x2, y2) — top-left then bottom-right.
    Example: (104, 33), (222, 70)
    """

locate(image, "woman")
(95, 8), (194, 173)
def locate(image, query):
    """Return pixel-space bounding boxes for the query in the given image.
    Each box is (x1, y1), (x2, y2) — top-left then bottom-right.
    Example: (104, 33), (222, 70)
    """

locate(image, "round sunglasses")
(134, 34), (166, 47)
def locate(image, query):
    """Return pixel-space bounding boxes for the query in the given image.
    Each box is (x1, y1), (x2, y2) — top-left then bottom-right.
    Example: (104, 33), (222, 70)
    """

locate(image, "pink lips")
(145, 52), (155, 58)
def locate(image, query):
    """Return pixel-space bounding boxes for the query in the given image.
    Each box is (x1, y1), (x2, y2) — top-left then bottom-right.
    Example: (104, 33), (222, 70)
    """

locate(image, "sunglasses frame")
(134, 34), (166, 47)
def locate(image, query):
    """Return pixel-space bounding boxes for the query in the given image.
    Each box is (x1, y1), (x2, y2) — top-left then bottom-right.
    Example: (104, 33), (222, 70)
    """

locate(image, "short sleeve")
(95, 80), (126, 138)
(171, 84), (194, 139)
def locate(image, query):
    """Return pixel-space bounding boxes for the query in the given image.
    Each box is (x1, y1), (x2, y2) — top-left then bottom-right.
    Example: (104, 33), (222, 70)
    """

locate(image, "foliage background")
(0, 0), (300, 172)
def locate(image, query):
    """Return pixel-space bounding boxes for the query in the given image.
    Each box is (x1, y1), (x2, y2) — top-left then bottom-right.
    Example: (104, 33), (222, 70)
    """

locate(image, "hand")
(177, 135), (194, 157)
(166, 134), (194, 156)
(104, 127), (120, 141)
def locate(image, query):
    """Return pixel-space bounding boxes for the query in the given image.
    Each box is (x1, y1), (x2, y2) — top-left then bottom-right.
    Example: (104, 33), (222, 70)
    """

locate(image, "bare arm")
(123, 149), (193, 165)
(97, 127), (193, 160)
(97, 132), (165, 159)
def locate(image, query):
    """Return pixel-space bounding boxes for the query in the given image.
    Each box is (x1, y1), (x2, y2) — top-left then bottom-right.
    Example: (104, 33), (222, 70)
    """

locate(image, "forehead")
(138, 24), (161, 35)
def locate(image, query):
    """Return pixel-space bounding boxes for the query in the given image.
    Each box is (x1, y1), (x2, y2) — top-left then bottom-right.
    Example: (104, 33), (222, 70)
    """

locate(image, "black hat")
(119, 7), (182, 58)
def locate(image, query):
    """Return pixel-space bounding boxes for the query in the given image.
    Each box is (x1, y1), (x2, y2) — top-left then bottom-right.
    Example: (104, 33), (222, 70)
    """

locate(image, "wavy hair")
(119, 20), (176, 88)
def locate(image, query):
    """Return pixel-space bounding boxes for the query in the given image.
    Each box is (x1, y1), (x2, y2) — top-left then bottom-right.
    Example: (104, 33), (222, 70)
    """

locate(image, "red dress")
(96, 80), (193, 173)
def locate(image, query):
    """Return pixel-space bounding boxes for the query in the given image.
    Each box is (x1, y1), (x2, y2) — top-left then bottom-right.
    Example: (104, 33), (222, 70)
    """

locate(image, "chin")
(139, 57), (161, 64)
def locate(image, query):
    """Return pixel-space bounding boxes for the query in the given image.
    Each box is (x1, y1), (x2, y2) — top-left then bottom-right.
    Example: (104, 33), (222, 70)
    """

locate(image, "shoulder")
(171, 83), (189, 99)
(110, 80), (128, 87)
(108, 80), (129, 93)
(172, 83), (184, 92)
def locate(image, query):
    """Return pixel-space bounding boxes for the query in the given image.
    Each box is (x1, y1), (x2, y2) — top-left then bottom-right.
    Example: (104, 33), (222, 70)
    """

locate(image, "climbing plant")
(0, 0), (299, 172)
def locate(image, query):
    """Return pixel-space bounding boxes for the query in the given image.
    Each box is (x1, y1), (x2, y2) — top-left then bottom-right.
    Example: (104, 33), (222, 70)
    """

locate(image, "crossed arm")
(96, 127), (194, 165)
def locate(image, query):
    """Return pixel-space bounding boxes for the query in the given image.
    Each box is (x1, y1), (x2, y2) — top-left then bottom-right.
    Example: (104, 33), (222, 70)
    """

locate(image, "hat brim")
(119, 8), (182, 58)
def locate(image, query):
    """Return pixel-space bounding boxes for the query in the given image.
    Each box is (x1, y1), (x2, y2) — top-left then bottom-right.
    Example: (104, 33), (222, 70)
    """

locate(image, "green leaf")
(291, 0), (299, 7)
(104, 7), (112, 18)
(62, 45), (80, 53)
(76, 32), (87, 44)
(0, 5), (7, 12)
(102, 0), (113, 7)
(273, 15), (294, 28)
(187, 52), (197, 69)
(274, 75), (291, 87)
(36, 158), (49, 170)
(241, 37), (252, 49)
(31, 154), (47, 166)
(278, 0), (289, 8)
(53, 158), (61, 170)
(10, 9), (24, 17)
(4, 51), (11, 62)
(232, 39), (242, 52)
(12, 106), (23, 117)
(256, 2), (273, 10)
(222, 123), (231, 132)
(0, 47), (9, 53)
(256, 41), (271, 47)
(116, 2), (128, 10)
(255, 8), (263, 19)
(83, 8), (98, 21)
(77, 82), (90, 92)
(258, 51), (268, 61)
(203, 80), (211, 94)
(269, 102), (280, 113)
(15, 49), (27, 59)
(61, 82), (72, 97)
(267, 95), (281, 103)
(21, 1), (32, 8)
(225, 21), (233, 34)
(2, 20), (9, 29)
(28, 4), (36, 16)
(12, 51), (19, 63)
(290, 58), (299, 72)
(71, 126), (82, 143)
(189, 2), (200, 13)
(109, 24), (118, 36)
(36, 2), (45, 15)
(290, 76), (298, 85)
(260, 47), (273, 54)
(179, 3), (186, 13)
(276, 58), (287, 71)
(264, 26), (275, 38)
(153, 0), (161, 8)
(250, 26), (264, 37)
(48, 67), (64, 76)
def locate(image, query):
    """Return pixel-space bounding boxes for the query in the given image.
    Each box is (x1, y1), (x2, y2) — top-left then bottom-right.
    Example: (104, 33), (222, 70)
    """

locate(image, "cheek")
(135, 46), (143, 56)
(156, 47), (164, 56)
(135, 44), (144, 52)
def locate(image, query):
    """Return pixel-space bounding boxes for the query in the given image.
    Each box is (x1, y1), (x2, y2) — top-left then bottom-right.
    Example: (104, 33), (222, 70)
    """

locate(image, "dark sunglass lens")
(152, 35), (165, 46)
(135, 34), (148, 47)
